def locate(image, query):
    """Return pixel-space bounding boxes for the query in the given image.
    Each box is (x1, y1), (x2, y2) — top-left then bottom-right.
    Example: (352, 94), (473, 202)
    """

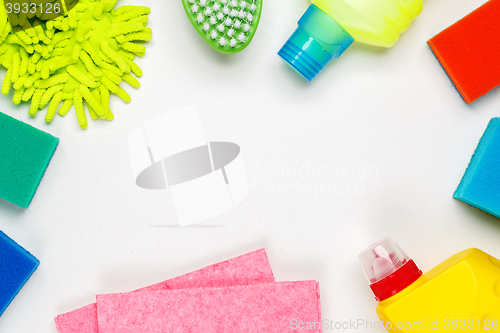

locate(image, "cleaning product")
(454, 117), (500, 219)
(428, 0), (500, 104)
(359, 237), (500, 332)
(181, 0), (262, 54)
(0, 230), (40, 316)
(278, 0), (423, 81)
(0, 0), (152, 129)
(0, 111), (59, 209)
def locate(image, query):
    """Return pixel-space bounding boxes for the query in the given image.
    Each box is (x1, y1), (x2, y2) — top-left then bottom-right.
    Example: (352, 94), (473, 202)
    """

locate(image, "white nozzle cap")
(359, 237), (412, 285)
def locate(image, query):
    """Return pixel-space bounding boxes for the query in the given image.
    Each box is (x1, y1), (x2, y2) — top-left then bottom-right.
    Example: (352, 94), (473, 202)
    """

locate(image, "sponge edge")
(0, 112), (59, 208)
(428, 0), (500, 104)
(0, 230), (40, 316)
(54, 249), (275, 333)
(454, 118), (500, 218)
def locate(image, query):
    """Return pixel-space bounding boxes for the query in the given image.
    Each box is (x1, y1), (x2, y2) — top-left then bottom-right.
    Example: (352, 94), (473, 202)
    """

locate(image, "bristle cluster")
(0, 0), (152, 130)
(189, 0), (259, 48)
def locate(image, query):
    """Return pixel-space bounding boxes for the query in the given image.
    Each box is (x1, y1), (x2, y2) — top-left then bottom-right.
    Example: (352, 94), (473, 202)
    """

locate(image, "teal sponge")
(454, 118), (500, 218)
(0, 112), (59, 208)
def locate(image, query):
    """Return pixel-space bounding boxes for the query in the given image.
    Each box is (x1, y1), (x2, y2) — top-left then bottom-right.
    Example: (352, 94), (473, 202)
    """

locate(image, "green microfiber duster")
(0, 0), (152, 129)
(0, 112), (58, 208)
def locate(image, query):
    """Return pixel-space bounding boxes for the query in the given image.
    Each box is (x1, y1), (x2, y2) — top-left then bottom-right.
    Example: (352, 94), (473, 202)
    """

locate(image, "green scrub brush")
(182, 0), (262, 54)
(0, 0), (152, 130)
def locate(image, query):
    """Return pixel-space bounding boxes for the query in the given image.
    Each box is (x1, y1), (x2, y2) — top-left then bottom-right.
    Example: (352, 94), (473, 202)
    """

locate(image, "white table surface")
(1, 0), (499, 331)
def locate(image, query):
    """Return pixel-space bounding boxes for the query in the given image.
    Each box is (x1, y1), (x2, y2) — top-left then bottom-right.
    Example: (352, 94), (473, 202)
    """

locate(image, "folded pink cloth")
(97, 281), (322, 333)
(55, 249), (274, 333)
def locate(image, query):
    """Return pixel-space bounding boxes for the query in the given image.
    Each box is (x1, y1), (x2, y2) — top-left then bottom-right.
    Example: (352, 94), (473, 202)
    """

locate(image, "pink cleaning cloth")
(96, 281), (322, 333)
(55, 249), (274, 333)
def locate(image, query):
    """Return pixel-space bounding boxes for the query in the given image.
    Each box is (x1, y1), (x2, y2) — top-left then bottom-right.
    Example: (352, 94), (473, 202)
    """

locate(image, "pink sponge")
(428, 0), (500, 104)
(96, 281), (322, 333)
(54, 249), (275, 333)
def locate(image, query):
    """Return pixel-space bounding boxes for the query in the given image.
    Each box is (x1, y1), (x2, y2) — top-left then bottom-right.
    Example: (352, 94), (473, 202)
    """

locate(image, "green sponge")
(0, 112), (58, 208)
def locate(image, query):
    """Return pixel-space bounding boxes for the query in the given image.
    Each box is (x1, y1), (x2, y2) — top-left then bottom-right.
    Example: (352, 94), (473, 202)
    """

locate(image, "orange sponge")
(428, 0), (500, 104)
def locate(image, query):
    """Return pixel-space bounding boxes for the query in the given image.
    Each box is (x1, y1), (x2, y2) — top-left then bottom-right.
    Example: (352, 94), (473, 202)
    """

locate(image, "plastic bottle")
(278, 0), (423, 81)
(359, 237), (500, 332)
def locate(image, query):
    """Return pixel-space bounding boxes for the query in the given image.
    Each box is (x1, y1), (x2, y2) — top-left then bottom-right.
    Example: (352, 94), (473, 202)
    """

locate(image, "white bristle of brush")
(190, 0), (259, 48)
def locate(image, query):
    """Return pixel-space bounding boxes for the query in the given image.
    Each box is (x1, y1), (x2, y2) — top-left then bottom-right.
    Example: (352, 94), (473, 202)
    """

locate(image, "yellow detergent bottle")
(278, 0), (423, 81)
(359, 237), (500, 332)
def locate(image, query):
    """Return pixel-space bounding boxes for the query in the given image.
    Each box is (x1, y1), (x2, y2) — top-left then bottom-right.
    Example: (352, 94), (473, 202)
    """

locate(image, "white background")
(1, 0), (500, 332)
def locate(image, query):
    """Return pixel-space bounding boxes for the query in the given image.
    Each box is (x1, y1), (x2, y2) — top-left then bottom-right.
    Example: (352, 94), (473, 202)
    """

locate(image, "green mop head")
(0, 0), (152, 129)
